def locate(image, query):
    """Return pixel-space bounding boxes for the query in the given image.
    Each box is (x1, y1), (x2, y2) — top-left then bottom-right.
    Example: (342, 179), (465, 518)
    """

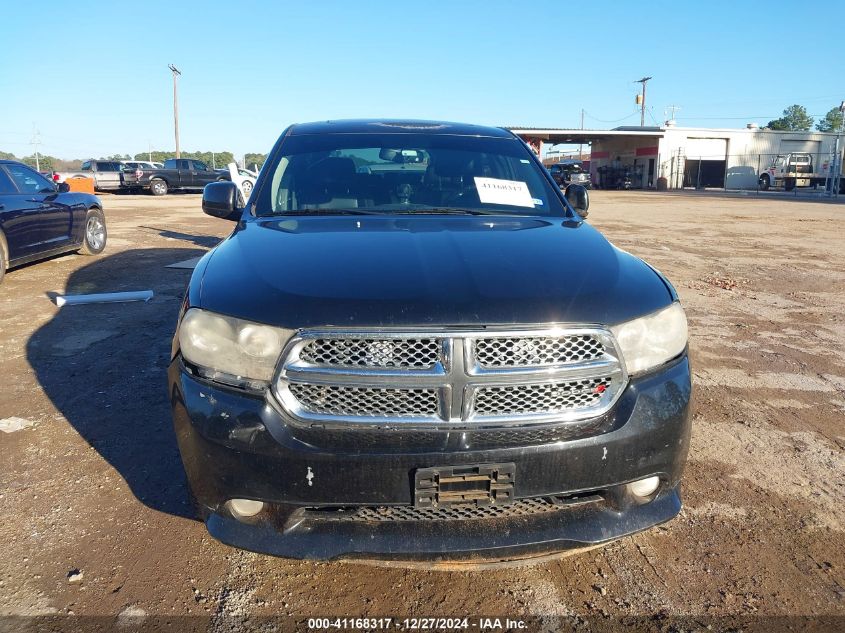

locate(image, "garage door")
(685, 138), (728, 160)
(780, 140), (821, 155)
(780, 140), (822, 168)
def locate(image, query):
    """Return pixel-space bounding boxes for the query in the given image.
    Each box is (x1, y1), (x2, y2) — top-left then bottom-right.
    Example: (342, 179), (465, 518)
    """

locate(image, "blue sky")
(2, 0), (843, 159)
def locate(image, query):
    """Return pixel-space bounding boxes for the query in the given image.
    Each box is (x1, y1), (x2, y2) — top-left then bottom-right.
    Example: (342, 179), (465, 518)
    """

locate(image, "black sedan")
(0, 160), (107, 284)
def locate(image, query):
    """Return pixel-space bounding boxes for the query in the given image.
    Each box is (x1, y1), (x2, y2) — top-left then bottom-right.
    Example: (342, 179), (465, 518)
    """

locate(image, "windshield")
(255, 133), (566, 217)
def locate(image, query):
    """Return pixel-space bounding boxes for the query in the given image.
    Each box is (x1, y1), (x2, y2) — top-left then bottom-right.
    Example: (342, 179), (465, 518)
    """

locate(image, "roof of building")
(508, 125), (843, 144)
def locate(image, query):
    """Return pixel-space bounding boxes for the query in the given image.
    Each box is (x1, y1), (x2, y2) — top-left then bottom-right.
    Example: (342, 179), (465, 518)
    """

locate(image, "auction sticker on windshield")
(474, 177), (535, 208)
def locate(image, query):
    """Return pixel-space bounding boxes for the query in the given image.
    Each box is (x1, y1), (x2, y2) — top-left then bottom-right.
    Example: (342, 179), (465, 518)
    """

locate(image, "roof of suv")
(289, 119), (514, 138)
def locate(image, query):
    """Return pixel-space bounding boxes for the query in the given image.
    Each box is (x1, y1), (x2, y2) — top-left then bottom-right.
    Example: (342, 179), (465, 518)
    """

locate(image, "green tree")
(766, 104), (813, 131)
(244, 153), (267, 170)
(135, 151), (175, 163)
(21, 154), (55, 171)
(816, 107), (844, 133)
(0, 151), (16, 160)
(133, 150), (236, 169)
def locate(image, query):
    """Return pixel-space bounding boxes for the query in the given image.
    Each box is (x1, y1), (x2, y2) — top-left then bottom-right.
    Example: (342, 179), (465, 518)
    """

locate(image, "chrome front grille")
(473, 377), (612, 417)
(300, 337), (442, 369)
(473, 334), (604, 368)
(275, 328), (626, 428)
(288, 384), (439, 418)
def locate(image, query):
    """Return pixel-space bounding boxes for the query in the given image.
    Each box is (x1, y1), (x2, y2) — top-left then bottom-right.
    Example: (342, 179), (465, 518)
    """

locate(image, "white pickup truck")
(53, 160), (141, 192)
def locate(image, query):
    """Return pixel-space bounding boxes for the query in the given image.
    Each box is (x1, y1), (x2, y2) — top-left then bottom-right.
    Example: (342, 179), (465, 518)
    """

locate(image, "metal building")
(511, 124), (844, 192)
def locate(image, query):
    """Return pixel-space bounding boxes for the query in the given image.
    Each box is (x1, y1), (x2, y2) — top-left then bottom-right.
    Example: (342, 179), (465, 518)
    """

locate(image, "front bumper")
(169, 355), (691, 562)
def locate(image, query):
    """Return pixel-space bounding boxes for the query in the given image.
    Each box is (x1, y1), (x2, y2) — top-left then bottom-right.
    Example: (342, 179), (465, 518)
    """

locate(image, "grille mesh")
(474, 334), (604, 368)
(299, 338), (441, 369)
(289, 384), (439, 418)
(305, 497), (579, 522)
(474, 377), (612, 416)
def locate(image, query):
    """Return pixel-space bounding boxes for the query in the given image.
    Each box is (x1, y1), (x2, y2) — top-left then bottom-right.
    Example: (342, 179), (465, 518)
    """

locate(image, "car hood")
(197, 215), (673, 329)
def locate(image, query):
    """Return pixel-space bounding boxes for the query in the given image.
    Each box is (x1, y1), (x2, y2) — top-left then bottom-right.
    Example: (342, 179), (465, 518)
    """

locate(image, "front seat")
(299, 157), (360, 209)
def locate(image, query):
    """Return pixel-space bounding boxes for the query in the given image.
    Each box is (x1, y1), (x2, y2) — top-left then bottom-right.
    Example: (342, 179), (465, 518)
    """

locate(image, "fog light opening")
(228, 498), (265, 518)
(628, 476), (661, 499)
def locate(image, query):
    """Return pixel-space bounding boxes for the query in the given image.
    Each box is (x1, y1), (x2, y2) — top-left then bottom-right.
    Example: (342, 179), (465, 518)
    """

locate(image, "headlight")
(610, 302), (688, 375)
(178, 308), (292, 388)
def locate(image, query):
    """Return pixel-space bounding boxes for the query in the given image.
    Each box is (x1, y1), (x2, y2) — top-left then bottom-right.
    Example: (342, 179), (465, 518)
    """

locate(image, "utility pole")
(666, 104), (681, 122)
(148, 140), (152, 163)
(30, 127), (42, 172)
(635, 76), (652, 127)
(579, 108), (584, 159)
(168, 64), (181, 158)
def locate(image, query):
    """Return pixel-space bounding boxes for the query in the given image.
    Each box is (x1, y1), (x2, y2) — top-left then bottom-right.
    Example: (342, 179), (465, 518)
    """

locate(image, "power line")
(583, 110), (639, 123)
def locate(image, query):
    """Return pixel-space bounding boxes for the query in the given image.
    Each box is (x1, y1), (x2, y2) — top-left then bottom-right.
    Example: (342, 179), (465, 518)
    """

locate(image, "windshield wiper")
(388, 207), (505, 216)
(279, 209), (381, 216)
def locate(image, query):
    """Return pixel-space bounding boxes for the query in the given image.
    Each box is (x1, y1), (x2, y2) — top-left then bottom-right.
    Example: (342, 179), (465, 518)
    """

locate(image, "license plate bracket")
(414, 463), (515, 509)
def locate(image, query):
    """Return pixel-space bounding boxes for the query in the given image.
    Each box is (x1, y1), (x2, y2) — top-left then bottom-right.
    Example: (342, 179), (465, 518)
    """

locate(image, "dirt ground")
(1, 191), (843, 632)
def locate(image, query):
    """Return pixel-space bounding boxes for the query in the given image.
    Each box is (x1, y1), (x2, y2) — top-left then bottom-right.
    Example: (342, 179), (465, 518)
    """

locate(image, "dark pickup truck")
(137, 158), (228, 196)
(169, 119), (692, 564)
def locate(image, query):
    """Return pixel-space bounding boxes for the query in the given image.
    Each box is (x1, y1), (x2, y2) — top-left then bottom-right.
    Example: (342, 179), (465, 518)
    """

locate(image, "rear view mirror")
(202, 181), (242, 221)
(564, 184), (589, 217)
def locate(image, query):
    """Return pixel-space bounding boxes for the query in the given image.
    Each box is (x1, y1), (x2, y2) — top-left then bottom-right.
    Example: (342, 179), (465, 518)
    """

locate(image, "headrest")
(309, 157), (356, 181)
(431, 153), (470, 177)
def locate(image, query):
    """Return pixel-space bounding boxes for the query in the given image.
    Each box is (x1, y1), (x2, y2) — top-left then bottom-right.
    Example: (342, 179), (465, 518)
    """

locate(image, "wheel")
(0, 231), (7, 285)
(77, 208), (107, 255)
(759, 174), (770, 191)
(784, 178), (796, 192)
(241, 179), (253, 197)
(150, 179), (168, 196)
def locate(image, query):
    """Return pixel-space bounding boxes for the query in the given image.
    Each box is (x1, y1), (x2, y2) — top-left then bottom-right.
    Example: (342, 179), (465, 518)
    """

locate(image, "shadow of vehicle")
(138, 225), (223, 248)
(26, 247), (206, 519)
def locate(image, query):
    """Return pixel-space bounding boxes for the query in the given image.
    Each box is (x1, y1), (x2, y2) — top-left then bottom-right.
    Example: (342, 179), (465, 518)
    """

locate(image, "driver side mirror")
(202, 181), (243, 221)
(57, 182), (70, 193)
(564, 184), (589, 217)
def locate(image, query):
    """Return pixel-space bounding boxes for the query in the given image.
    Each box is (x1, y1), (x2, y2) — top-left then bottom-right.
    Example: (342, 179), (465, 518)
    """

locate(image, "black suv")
(169, 120), (691, 564)
(548, 160), (592, 189)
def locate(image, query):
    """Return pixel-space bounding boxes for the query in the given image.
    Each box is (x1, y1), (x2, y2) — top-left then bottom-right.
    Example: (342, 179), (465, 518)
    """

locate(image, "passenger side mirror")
(57, 182), (70, 193)
(564, 184), (589, 217)
(202, 181), (242, 221)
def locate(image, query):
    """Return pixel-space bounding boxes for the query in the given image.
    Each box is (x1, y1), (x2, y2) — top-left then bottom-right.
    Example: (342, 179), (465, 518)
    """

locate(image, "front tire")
(150, 179), (168, 196)
(759, 174), (770, 191)
(78, 208), (107, 255)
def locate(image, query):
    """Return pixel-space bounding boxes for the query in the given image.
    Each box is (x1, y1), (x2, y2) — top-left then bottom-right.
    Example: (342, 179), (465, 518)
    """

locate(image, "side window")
(194, 161), (208, 171)
(96, 162), (110, 171)
(81, 161), (92, 171)
(5, 163), (54, 194)
(0, 167), (18, 194)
